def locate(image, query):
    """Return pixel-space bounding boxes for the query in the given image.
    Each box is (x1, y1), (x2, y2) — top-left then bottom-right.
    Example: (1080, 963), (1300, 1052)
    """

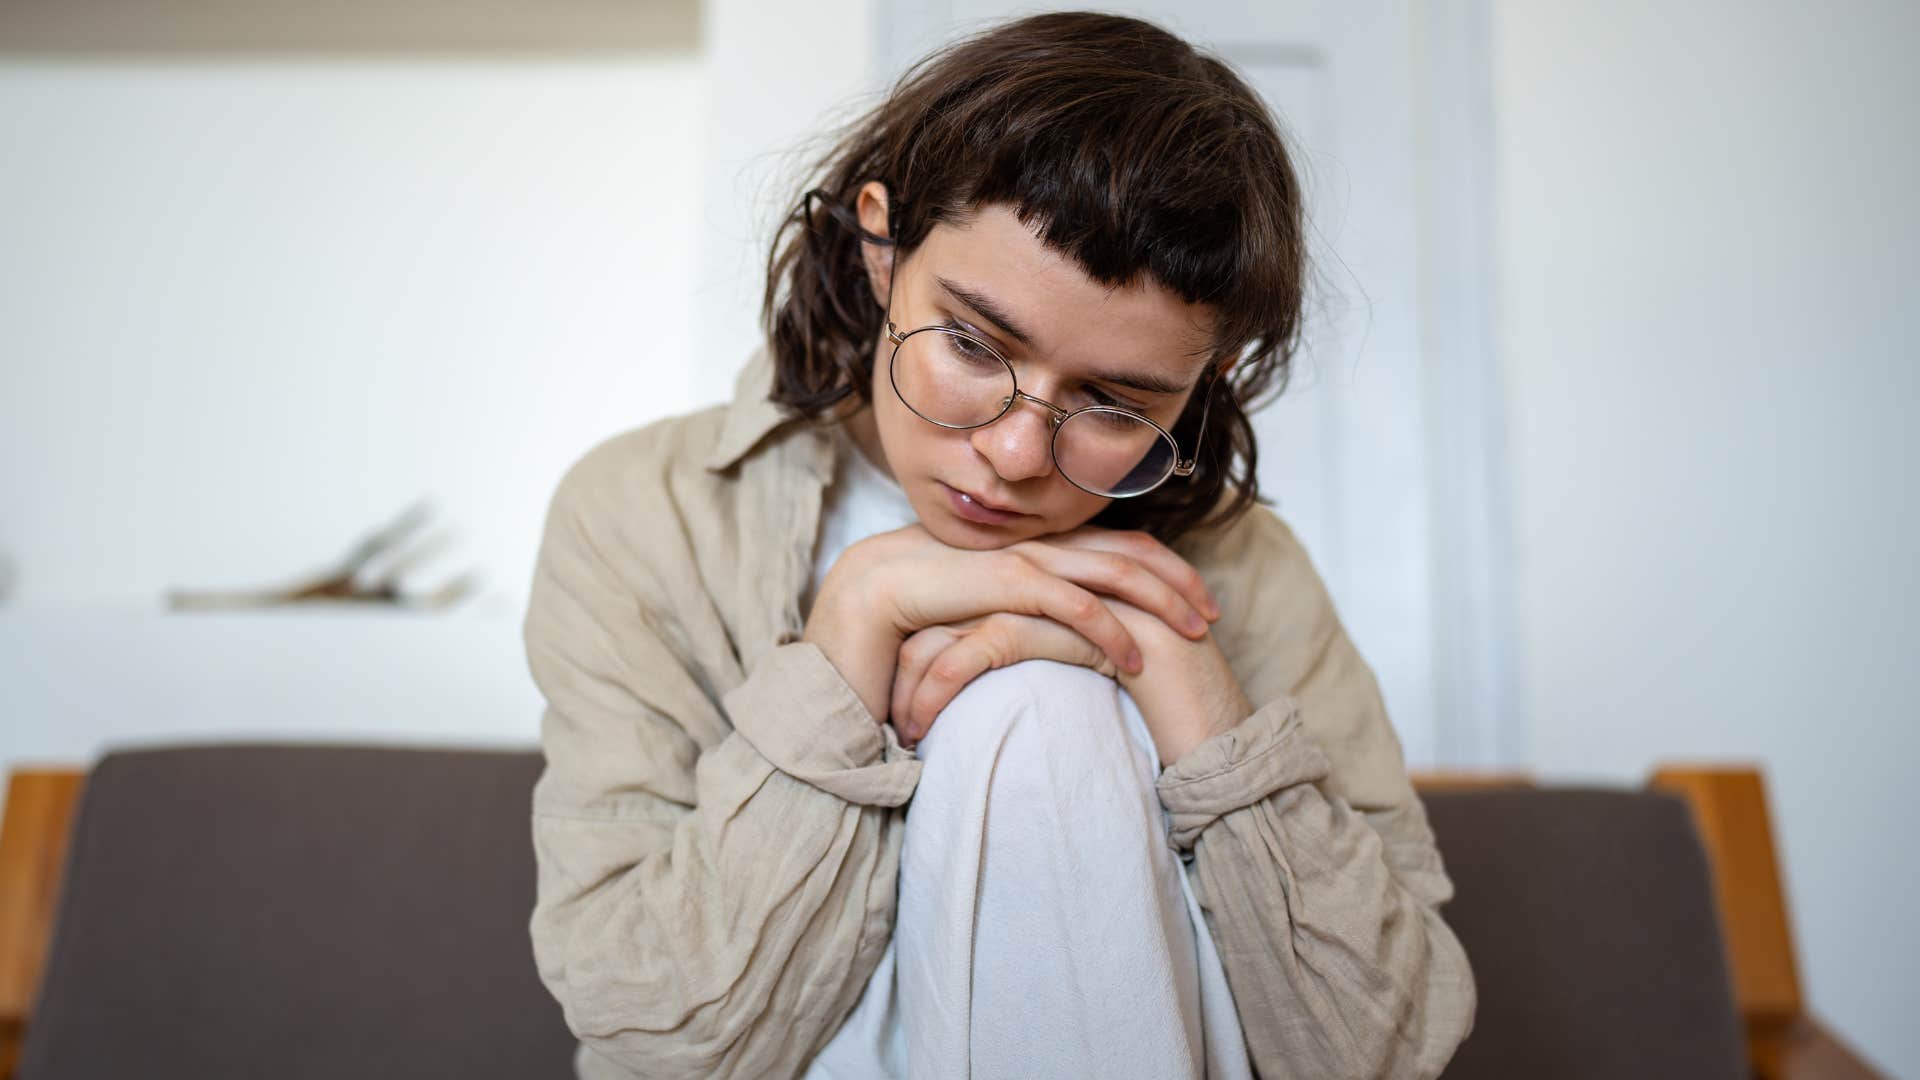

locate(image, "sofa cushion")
(1423, 786), (1748, 1079)
(19, 743), (573, 1079)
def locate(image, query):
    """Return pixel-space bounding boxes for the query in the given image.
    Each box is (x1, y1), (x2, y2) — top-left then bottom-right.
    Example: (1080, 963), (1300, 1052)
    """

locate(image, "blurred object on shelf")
(165, 498), (481, 612)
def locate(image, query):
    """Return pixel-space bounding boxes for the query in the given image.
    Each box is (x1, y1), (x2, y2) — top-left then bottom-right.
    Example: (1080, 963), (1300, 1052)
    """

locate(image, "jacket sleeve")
(524, 452), (922, 1079)
(1161, 513), (1478, 1080)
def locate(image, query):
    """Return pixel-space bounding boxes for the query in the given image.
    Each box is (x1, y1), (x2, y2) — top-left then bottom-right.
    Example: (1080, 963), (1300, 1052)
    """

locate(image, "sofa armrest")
(1750, 1017), (1885, 1080)
(1649, 766), (1887, 1080)
(0, 768), (87, 1080)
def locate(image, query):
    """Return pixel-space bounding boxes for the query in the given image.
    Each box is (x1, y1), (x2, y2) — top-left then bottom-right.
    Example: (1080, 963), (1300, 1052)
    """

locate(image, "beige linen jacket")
(524, 344), (1477, 1080)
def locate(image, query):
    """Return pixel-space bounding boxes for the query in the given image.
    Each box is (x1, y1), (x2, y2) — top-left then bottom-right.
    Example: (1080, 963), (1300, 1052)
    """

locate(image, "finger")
(1054, 527), (1220, 621)
(993, 554), (1142, 675)
(892, 625), (957, 740)
(883, 550), (1139, 674)
(1010, 538), (1211, 640)
(907, 640), (999, 734)
(907, 614), (1113, 732)
(906, 616), (1028, 731)
(980, 611), (1116, 678)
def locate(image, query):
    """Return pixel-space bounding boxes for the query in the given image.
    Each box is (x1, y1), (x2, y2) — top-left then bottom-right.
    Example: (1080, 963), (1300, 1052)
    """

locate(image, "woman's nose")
(970, 396), (1056, 482)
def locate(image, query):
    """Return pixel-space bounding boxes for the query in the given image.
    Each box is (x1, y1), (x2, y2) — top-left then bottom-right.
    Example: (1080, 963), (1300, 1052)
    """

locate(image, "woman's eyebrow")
(1088, 367), (1192, 396)
(936, 275), (1195, 396)
(937, 276), (1036, 347)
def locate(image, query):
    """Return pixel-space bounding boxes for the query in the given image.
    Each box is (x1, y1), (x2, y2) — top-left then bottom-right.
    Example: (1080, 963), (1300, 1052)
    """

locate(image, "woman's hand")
(1106, 598), (1254, 768)
(891, 596), (1252, 767)
(801, 523), (1219, 733)
(889, 610), (1117, 747)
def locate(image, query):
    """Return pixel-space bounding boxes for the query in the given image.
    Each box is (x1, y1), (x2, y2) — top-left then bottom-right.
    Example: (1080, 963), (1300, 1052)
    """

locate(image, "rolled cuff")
(1154, 695), (1333, 852)
(724, 639), (923, 808)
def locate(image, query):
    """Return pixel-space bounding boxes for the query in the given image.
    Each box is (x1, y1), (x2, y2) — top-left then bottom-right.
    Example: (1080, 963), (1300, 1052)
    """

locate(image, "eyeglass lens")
(891, 328), (1178, 497)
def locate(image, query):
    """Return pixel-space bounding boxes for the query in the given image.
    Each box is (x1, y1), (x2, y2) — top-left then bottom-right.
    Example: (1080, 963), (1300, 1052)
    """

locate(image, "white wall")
(1493, 1), (1918, 1074)
(694, 0), (882, 406)
(0, 0), (894, 784)
(0, 53), (703, 769)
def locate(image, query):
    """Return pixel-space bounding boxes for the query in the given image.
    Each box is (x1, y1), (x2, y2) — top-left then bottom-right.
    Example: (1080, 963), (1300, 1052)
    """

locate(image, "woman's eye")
(1083, 386), (1144, 413)
(936, 320), (1150, 413)
(941, 332), (1001, 369)
(941, 322), (1000, 360)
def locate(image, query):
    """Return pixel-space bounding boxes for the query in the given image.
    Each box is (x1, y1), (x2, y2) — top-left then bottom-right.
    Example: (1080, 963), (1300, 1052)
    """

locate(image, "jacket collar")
(703, 341), (799, 472)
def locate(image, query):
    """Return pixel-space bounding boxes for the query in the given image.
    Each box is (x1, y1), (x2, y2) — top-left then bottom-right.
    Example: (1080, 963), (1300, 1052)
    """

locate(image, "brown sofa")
(0, 745), (1884, 1078)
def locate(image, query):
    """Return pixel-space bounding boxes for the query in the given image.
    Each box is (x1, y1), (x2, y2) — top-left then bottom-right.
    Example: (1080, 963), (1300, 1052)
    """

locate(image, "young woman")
(525, 12), (1476, 1080)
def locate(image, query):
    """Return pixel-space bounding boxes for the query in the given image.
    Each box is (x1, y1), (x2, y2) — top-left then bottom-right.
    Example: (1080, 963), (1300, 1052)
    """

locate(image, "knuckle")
(1095, 551), (1132, 584)
(899, 638), (936, 669)
(1069, 590), (1104, 624)
(981, 627), (1019, 666)
(927, 656), (968, 687)
(978, 617), (1016, 652)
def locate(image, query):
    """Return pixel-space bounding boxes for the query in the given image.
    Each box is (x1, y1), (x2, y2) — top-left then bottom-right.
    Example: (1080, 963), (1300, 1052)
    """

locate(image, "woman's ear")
(855, 180), (894, 308)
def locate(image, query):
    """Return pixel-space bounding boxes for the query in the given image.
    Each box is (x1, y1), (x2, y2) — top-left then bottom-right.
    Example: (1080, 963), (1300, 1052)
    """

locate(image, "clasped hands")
(800, 523), (1254, 770)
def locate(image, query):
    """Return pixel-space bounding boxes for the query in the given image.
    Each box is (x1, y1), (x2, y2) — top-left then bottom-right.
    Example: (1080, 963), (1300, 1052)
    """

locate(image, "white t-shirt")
(801, 422), (921, 621)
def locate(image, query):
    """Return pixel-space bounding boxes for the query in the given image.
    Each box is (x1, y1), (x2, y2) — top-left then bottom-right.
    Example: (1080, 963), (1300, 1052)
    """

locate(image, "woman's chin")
(915, 507), (1038, 550)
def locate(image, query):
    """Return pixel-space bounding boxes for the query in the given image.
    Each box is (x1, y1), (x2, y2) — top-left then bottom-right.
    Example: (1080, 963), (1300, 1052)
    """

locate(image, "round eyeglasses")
(884, 320), (1216, 499)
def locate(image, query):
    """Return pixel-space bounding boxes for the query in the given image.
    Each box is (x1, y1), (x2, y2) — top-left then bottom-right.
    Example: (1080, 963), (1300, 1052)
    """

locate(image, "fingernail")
(1206, 599), (1222, 620)
(1186, 613), (1207, 635)
(1126, 648), (1143, 673)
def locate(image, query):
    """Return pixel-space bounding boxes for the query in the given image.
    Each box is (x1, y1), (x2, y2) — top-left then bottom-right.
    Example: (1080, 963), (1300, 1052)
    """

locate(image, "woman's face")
(847, 186), (1221, 551)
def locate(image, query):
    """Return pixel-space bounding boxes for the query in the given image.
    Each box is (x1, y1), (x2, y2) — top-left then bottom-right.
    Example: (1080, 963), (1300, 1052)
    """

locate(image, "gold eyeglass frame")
(883, 319), (1216, 499)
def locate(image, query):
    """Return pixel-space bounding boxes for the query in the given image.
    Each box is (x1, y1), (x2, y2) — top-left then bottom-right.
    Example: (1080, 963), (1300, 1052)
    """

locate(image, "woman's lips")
(940, 481), (1026, 524)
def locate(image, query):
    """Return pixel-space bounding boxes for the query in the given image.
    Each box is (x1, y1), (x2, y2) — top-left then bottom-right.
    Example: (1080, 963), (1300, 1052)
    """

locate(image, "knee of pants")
(911, 658), (1159, 808)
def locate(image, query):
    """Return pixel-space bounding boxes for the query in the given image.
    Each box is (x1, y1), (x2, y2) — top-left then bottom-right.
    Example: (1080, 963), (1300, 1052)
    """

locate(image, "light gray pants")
(805, 659), (1252, 1080)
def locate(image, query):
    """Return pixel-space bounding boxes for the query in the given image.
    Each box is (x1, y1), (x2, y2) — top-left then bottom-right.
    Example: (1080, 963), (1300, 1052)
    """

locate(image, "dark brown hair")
(760, 11), (1308, 543)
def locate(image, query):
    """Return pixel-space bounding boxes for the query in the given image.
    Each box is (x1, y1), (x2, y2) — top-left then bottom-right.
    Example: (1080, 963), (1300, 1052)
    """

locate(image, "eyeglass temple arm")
(1171, 370), (1222, 477)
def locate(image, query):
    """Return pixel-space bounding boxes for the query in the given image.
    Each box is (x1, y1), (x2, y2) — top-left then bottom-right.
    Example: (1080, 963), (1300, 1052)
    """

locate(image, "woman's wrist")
(1155, 698), (1251, 770)
(802, 586), (899, 725)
